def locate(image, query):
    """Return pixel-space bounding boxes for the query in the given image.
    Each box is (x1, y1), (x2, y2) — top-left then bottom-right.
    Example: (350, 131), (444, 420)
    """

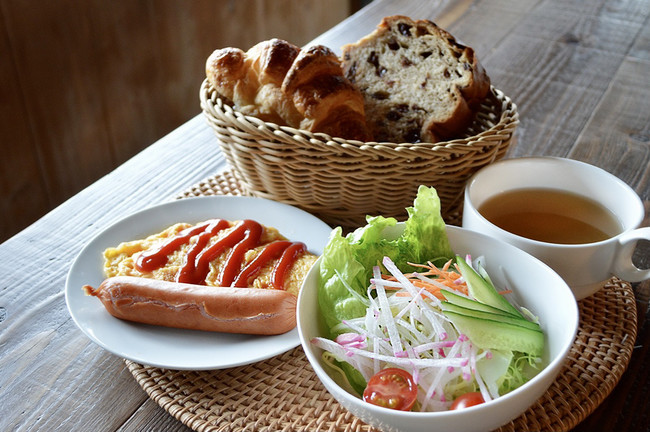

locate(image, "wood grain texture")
(473, 0), (648, 159)
(570, 58), (650, 193)
(0, 116), (223, 432)
(0, 0), (352, 243)
(119, 400), (194, 432)
(1, 0), (649, 431)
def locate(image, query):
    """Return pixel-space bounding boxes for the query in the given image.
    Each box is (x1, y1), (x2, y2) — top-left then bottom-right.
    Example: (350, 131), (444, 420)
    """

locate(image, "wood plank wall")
(0, 0), (357, 242)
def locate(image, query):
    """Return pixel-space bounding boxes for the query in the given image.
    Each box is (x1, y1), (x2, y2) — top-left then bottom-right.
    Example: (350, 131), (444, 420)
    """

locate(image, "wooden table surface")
(2, 0), (648, 431)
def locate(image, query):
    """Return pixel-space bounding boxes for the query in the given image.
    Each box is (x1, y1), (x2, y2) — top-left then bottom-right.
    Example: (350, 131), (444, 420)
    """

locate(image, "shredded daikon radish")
(312, 256), (503, 411)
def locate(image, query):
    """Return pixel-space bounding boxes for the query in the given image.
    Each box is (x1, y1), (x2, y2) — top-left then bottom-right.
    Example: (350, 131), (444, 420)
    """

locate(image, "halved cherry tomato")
(450, 392), (485, 410)
(362, 368), (418, 411)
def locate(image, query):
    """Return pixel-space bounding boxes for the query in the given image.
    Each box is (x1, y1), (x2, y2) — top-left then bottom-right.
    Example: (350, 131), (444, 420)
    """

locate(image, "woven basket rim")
(199, 78), (519, 229)
(199, 78), (519, 151)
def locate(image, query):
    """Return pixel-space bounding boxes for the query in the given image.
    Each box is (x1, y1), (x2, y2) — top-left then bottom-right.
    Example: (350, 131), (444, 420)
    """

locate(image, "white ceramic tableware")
(462, 156), (650, 300)
(66, 195), (332, 370)
(297, 224), (578, 432)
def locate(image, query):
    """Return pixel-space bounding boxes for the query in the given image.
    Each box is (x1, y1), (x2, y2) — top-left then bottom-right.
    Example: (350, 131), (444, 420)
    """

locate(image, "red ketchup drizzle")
(271, 242), (307, 289)
(176, 219), (230, 283)
(208, 219), (263, 286)
(135, 220), (226, 272)
(232, 241), (292, 287)
(135, 219), (305, 289)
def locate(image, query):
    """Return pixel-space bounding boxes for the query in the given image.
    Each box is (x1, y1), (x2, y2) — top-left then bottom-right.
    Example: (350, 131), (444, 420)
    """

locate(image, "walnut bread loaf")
(341, 15), (491, 143)
(206, 39), (372, 142)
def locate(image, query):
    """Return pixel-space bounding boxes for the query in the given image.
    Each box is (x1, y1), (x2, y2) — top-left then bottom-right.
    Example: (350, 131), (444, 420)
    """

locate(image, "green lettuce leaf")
(403, 184), (453, 265)
(318, 186), (453, 337)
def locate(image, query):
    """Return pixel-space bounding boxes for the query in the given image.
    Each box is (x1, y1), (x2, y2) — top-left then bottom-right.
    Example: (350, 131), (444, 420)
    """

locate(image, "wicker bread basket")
(200, 78), (519, 228)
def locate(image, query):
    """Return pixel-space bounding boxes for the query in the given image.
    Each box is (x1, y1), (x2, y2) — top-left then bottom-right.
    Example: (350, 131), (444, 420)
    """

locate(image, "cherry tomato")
(450, 392), (485, 410)
(362, 368), (418, 411)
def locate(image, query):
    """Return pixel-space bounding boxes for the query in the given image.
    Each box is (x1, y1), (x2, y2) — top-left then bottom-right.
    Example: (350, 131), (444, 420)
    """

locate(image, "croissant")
(206, 39), (372, 141)
(206, 40), (296, 125)
(283, 45), (372, 141)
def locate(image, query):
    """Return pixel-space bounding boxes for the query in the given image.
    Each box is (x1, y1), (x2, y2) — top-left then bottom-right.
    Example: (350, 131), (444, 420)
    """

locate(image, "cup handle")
(614, 227), (650, 282)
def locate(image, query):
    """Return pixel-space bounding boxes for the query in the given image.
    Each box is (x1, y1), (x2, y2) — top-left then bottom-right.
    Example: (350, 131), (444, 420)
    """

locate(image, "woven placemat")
(125, 170), (638, 432)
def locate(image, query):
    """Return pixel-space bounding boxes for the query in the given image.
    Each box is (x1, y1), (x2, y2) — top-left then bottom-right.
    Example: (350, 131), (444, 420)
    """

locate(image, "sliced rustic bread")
(341, 15), (491, 143)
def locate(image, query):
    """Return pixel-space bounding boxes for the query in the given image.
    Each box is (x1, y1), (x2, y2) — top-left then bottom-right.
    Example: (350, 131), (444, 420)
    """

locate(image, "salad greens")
(314, 186), (544, 410)
(318, 185), (453, 336)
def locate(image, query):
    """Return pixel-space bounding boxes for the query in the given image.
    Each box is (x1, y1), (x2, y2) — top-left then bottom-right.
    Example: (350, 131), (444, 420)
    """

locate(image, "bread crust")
(341, 15), (491, 143)
(206, 39), (299, 124)
(283, 45), (372, 140)
(206, 40), (371, 141)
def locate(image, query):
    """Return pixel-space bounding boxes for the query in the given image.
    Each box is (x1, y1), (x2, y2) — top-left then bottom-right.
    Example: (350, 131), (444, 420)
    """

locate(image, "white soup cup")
(462, 157), (650, 299)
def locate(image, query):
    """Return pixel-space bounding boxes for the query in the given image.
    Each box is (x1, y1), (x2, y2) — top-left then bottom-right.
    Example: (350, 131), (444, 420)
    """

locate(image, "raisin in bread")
(206, 39), (372, 141)
(341, 15), (491, 143)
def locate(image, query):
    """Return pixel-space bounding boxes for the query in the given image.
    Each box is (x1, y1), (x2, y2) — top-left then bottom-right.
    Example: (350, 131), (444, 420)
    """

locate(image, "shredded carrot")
(379, 259), (469, 300)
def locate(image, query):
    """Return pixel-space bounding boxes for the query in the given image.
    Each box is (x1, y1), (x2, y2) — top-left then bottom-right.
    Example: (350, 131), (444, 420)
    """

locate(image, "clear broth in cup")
(477, 188), (622, 244)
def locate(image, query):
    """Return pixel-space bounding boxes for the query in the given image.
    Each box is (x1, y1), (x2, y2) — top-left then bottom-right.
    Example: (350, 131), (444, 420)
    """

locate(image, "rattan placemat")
(125, 170), (638, 432)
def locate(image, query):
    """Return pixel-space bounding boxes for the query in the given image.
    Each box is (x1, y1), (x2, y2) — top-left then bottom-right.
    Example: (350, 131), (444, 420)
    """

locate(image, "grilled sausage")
(83, 276), (297, 335)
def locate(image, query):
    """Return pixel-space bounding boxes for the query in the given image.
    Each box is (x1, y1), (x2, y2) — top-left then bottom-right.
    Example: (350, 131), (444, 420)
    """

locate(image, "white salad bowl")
(297, 224), (579, 432)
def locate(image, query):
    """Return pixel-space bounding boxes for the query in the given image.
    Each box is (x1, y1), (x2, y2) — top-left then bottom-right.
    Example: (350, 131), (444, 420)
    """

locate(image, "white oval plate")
(65, 196), (333, 370)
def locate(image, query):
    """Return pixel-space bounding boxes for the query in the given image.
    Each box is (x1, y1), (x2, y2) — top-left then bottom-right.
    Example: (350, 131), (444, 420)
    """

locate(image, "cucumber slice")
(456, 256), (523, 318)
(440, 301), (541, 331)
(443, 310), (544, 356)
(441, 289), (521, 318)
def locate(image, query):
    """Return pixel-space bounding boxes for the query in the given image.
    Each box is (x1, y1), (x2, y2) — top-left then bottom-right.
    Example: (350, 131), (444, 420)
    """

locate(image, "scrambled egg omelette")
(103, 219), (317, 297)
